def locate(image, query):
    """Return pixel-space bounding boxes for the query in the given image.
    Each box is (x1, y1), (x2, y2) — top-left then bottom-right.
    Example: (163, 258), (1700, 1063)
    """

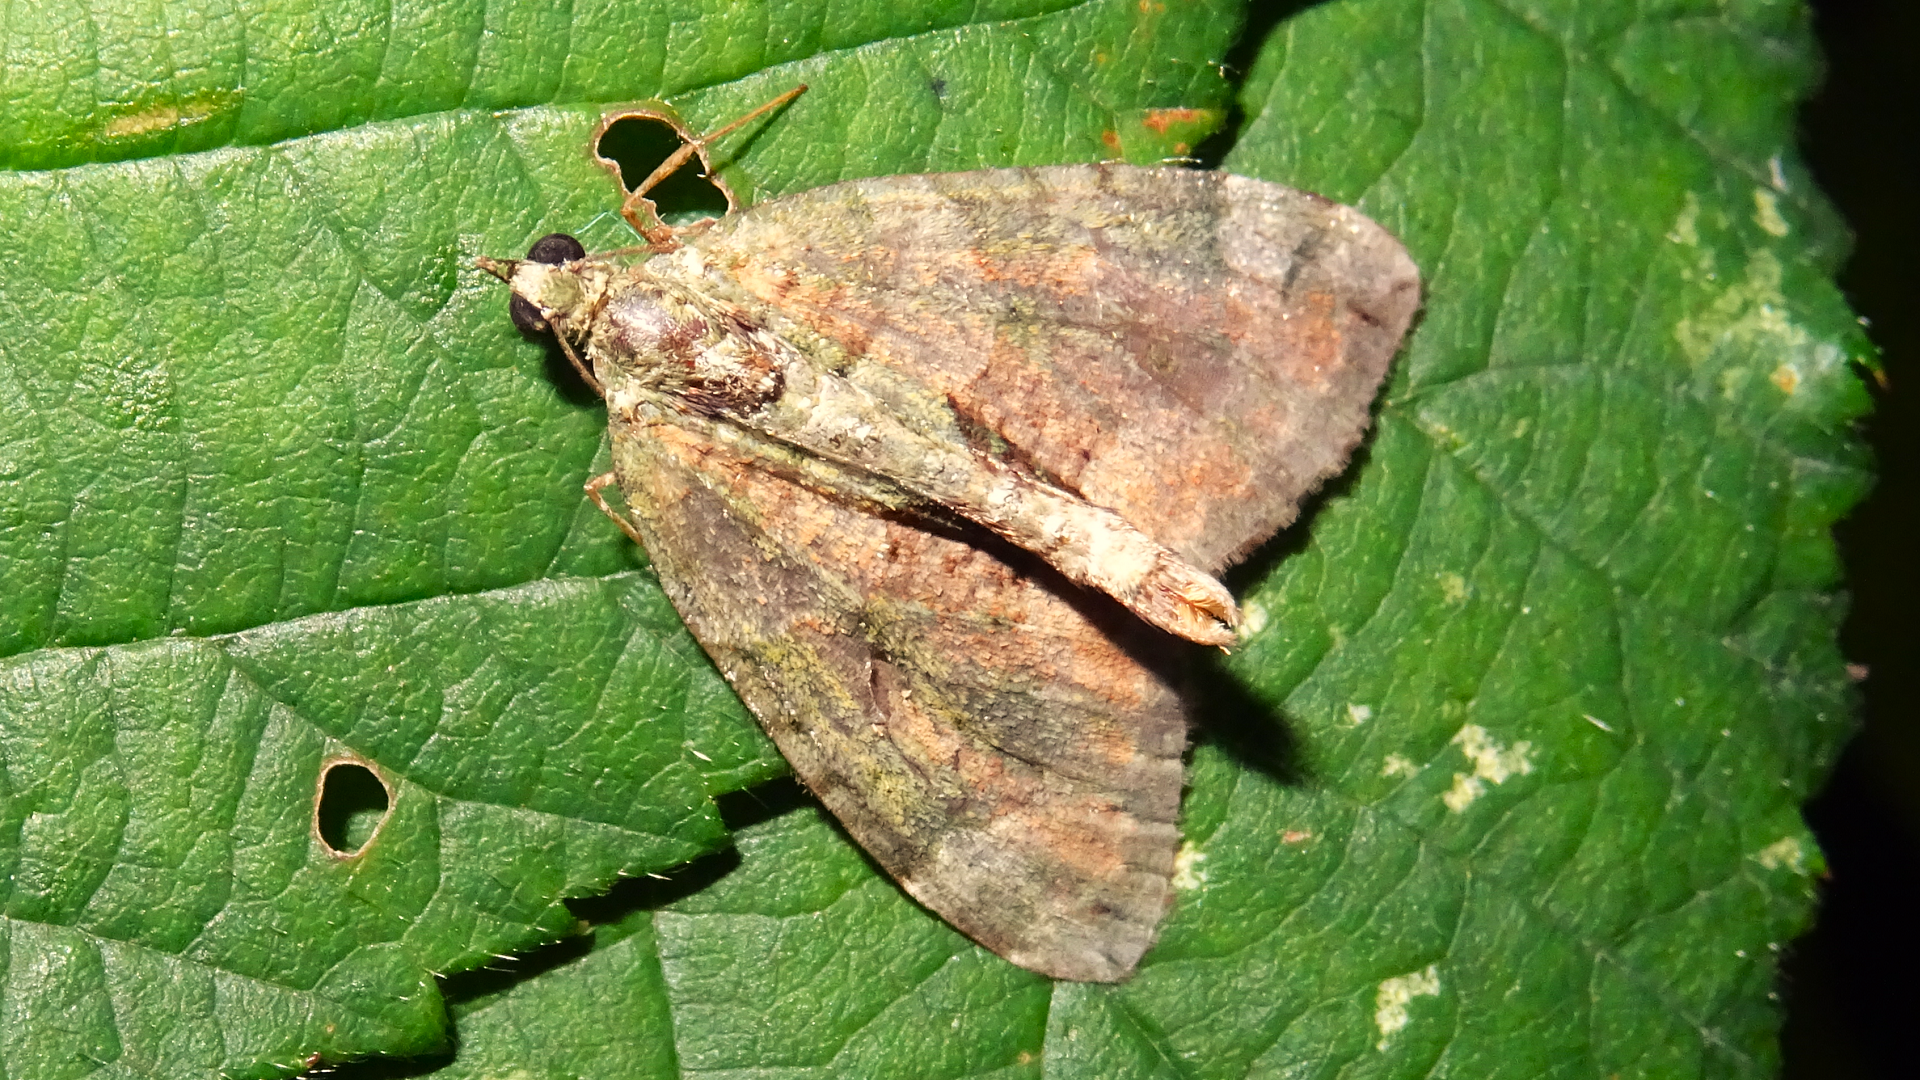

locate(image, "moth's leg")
(585, 470), (648, 547)
(618, 85), (808, 246)
(552, 318), (604, 397)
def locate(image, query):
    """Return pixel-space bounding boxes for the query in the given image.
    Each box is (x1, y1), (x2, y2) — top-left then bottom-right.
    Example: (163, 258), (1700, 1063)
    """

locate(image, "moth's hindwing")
(609, 409), (1187, 982)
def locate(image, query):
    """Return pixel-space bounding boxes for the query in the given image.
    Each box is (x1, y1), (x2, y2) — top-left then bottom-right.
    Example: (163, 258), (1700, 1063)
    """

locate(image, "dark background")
(1787, 1), (1918, 1076)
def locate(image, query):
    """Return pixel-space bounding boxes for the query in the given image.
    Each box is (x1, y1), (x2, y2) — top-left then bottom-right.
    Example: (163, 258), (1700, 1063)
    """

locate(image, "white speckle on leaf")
(1583, 714), (1614, 733)
(1674, 249), (1835, 403)
(102, 97), (224, 139)
(1754, 836), (1809, 875)
(1444, 773), (1483, 811)
(1347, 703), (1373, 726)
(1240, 598), (1269, 636)
(1444, 725), (1534, 812)
(1374, 964), (1441, 1050)
(1382, 754), (1418, 778)
(1668, 191), (1701, 246)
(1172, 843), (1208, 890)
(1437, 572), (1469, 605)
(1768, 154), (1790, 192)
(1752, 189), (1789, 237)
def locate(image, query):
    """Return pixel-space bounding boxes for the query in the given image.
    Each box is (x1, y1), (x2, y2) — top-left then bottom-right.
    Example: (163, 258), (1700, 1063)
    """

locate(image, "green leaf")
(0, 1), (1872, 1078)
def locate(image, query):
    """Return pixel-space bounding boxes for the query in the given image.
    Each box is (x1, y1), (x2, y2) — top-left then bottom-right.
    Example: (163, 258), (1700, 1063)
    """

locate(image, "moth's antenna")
(616, 84), (809, 247)
(628, 85), (809, 207)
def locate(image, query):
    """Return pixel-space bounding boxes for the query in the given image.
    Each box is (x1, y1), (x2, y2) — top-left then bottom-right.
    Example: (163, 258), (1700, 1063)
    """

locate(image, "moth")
(479, 88), (1419, 981)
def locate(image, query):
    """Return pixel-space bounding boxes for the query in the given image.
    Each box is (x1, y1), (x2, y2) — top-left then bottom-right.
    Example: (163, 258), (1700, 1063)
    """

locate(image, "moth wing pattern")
(607, 405), (1189, 982)
(685, 165), (1422, 572)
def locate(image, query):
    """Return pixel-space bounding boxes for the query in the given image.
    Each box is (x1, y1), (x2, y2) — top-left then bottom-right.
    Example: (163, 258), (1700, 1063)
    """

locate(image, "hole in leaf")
(316, 761), (391, 856)
(595, 116), (731, 226)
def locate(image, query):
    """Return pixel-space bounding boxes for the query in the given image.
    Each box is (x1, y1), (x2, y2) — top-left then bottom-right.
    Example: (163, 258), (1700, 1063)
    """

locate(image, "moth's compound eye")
(526, 233), (586, 265)
(510, 293), (551, 337)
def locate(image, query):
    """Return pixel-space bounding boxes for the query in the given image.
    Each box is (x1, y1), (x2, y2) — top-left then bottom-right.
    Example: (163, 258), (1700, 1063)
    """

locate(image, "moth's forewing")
(609, 409), (1186, 982)
(689, 166), (1420, 572)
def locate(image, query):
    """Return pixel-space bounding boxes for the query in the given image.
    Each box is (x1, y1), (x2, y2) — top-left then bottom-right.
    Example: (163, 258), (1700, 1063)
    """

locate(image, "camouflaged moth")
(478, 88), (1419, 981)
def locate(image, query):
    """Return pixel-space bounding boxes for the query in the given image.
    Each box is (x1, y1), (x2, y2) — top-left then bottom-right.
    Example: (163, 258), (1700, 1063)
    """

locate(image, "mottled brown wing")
(685, 165), (1420, 572)
(608, 406), (1187, 982)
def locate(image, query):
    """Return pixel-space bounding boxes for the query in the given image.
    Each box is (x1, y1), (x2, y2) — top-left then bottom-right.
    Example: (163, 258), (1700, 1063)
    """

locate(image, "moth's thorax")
(591, 270), (786, 415)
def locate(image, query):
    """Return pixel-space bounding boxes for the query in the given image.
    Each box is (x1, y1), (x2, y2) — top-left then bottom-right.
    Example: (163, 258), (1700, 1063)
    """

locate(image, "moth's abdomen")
(600, 279), (784, 414)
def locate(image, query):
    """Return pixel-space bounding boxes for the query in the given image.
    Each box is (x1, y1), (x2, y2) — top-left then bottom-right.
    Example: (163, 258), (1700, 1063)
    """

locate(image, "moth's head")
(476, 232), (590, 336)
